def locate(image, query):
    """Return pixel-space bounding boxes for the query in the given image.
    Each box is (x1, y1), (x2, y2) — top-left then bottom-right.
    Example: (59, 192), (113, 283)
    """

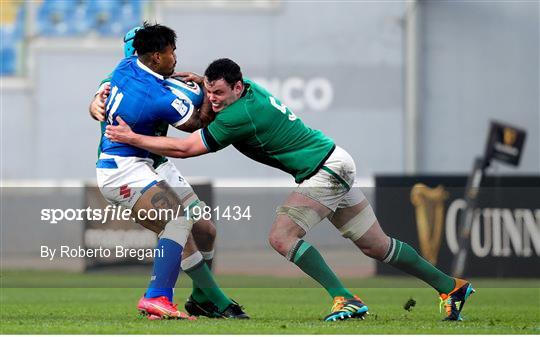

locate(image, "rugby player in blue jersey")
(91, 26), (247, 320)
(94, 23), (247, 320)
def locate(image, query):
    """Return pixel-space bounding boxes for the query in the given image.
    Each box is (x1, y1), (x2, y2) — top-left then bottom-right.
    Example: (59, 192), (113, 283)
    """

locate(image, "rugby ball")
(165, 77), (204, 108)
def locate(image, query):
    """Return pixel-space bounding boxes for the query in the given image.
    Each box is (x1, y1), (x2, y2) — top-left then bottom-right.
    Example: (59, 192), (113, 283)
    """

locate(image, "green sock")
(204, 256), (213, 270)
(384, 238), (455, 294)
(185, 261), (232, 312)
(291, 240), (354, 299)
(190, 258), (213, 303)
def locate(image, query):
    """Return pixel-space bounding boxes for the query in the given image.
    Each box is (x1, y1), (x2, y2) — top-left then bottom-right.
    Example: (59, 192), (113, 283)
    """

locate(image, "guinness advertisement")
(484, 121), (527, 167)
(375, 175), (540, 277)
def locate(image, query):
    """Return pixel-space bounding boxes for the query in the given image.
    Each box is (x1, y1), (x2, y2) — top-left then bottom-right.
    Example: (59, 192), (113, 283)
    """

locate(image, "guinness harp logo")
(503, 127), (517, 146)
(410, 184), (449, 265)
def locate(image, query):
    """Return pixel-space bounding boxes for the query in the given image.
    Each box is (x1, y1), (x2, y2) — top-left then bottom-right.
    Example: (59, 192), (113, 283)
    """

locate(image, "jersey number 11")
(106, 86), (124, 125)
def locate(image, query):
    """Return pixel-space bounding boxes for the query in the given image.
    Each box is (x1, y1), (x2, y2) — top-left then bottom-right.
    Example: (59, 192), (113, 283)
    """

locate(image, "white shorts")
(96, 154), (193, 209)
(154, 160), (193, 190)
(297, 146), (365, 212)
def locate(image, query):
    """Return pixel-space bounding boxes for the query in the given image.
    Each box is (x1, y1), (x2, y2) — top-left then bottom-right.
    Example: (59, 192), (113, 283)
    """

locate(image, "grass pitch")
(1, 271), (538, 334)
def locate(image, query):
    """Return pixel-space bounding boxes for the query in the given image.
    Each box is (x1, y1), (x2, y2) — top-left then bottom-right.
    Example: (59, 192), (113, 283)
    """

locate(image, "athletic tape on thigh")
(159, 217), (194, 246)
(338, 204), (377, 241)
(180, 251), (203, 271)
(276, 206), (323, 232)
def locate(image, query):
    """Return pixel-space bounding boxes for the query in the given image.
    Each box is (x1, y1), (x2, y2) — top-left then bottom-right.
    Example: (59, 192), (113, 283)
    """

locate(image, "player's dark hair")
(133, 21), (176, 55)
(204, 58), (243, 88)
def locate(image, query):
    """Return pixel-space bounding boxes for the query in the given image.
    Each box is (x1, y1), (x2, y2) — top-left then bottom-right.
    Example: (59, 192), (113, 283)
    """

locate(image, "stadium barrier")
(375, 175), (540, 278)
(1, 179), (376, 277)
(0, 179), (211, 272)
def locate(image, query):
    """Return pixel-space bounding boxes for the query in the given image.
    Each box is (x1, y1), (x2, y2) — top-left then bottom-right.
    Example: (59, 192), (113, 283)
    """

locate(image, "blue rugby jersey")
(99, 56), (193, 158)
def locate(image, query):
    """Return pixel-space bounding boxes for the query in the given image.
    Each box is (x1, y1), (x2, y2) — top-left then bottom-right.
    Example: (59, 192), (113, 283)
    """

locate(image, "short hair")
(133, 22), (176, 55)
(204, 58), (243, 88)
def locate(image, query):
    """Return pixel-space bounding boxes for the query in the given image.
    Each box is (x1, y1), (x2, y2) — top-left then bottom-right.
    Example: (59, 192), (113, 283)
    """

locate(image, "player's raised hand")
(89, 83), (111, 121)
(173, 71), (203, 84)
(100, 83), (111, 100)
(105, 116), (136, 144)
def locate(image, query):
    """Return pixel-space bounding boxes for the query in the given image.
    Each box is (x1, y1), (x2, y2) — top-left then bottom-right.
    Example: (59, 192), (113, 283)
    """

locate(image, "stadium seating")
(90, 0), (141, 36)
(0, 1), (25, 75)
(0, 43), (17, 76)
(37, 0), (143, 36)
(2, 0), (143, 76)
(36, 0), (74, 36)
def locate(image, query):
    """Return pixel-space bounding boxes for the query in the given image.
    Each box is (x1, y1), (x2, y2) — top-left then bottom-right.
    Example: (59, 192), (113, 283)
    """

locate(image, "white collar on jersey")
(136, 59), (164, 80)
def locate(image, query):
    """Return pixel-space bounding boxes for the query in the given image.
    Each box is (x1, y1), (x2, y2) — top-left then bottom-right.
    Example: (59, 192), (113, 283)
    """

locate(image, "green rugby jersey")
(96, 76), (168, 169)
(202, 79), (335, 183)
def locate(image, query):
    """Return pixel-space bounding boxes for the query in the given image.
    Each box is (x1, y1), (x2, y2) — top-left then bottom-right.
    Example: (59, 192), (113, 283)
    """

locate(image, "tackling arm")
(105, 117), (209, 158)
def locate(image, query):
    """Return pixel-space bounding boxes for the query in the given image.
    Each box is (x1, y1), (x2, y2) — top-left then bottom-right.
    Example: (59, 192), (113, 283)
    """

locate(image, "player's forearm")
(89, 80), (110, 122)
(198, 97), (215, 128)
(130, 134), (190, 158)
(89, 97), (100, 121)
(178, 110), (203, 133)
(176, 98), (213, 133)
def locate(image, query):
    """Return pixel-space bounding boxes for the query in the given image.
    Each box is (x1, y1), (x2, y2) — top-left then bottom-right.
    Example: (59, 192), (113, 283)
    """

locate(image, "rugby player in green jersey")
(88, 32), (247, 319)
(106, 58), (474, 322)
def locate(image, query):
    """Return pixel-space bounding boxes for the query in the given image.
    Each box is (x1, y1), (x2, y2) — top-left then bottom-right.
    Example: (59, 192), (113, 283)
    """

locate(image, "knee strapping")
(338, 204), (377, 241)
(181, 251), (203, 271)
(276, 206), (323, 231)
(159, 217), (194, 246)
(201, 249), (214, 260)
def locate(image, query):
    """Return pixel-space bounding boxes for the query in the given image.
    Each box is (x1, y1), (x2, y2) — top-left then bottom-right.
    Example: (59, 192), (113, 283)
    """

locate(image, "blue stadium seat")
(0, 28), (18, 75)
(88, 0), (142, 36)
(37, 0), (79, 36)
(1, 2), (25, 76)
(68, 2), (93, 35)
(35, 0), (143, 37)
(0, 47), (17, 76)
(88, 0), (121, 36)
(117, 2), (142, 34)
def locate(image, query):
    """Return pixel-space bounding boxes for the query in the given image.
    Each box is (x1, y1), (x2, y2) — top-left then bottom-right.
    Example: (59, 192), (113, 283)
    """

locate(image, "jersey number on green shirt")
(270, 96), (297, 121)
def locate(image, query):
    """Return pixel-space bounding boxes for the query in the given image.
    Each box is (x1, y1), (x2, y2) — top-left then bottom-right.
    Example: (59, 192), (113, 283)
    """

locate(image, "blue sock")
(145, 238), (183, 301)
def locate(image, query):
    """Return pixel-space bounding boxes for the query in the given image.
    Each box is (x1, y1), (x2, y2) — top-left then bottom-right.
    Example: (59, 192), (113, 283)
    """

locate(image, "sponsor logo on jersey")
(171, 98), (189, 117)
(120, 185), (131, 199)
